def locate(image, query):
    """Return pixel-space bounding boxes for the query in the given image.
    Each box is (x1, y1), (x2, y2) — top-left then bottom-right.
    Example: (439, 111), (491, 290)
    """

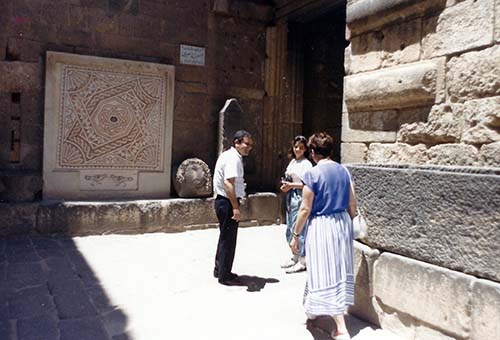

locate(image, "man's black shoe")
(213, 269), (237, 280)
(218, 276), (243, 286)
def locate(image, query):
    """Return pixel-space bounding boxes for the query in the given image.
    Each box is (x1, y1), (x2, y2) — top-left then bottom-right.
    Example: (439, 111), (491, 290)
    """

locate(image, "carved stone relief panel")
(44, 52), (174, 200)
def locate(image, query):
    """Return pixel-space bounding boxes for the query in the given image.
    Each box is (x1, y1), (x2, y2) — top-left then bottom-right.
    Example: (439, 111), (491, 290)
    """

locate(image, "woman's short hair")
(288, 135), (310, 159)
(308, 132), (333, 158)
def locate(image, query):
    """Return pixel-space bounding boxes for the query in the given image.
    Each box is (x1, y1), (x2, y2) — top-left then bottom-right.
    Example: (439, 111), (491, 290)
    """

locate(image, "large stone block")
(367, 143), (428, 164)
(380, 18), (421, 68)
(347, 0), (445, 35)
(341, 143), (367, 163)
(341, 113), (397, 143)
(43, 52), (175, 200)
(344, 60), (443, 112)
(447, 45), (500, 102)
(479, 141), (500, 166)
(0, 61), (41, 92)
(427, 143), (479, 166)
(496, 0), (500, 43)
(422, 0), (494, 58)
(348, 31), (383, 74)
(374, 253), (473, 338)
(471, 279), (500, 340)
(461, 97), (500, 145)
(347, 164), (500, 282)
(397, 104), (463, 144)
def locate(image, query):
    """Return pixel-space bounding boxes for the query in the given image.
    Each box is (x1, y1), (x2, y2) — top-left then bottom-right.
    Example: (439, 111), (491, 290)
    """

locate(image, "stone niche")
(43, 52), (175, 200)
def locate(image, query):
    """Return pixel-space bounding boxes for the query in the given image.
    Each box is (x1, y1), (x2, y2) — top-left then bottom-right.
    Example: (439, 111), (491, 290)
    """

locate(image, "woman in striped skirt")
(290, 132), (357, 340)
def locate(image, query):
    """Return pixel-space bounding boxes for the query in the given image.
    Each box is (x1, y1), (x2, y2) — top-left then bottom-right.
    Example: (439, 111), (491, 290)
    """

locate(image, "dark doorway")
(301, 8), (346, 161)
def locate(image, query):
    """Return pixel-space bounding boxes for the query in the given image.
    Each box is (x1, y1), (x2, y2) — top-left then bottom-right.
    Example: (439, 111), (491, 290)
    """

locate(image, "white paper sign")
(180, 44), (205, 66)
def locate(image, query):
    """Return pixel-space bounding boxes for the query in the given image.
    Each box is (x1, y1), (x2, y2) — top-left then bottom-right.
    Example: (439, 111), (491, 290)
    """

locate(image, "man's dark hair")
(308, 132), (333, 158)
(233, 130), (252, 146)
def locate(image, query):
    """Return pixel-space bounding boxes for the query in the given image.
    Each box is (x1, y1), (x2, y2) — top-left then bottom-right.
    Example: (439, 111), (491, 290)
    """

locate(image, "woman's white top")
(285, 158), (313, 183)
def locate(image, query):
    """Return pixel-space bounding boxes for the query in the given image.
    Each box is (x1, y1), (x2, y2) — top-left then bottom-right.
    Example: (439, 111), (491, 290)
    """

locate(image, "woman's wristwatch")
(293, 232), (299, 238)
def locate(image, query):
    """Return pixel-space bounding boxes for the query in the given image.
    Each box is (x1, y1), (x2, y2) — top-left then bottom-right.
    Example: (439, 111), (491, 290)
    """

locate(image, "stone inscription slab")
(44, 52), (174, 200)
(80, 170), (138, 191)
(180, 45), (205, 66)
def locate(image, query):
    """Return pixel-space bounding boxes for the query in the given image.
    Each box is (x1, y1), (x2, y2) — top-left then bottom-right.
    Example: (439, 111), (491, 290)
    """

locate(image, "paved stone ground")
(0, 225), (403, 340)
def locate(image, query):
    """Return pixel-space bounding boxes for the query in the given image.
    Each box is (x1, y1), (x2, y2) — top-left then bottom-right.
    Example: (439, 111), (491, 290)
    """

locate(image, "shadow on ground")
(237, 275), (279, 292)
(0, 235), (129, 340)
(306, 314), (377, 339)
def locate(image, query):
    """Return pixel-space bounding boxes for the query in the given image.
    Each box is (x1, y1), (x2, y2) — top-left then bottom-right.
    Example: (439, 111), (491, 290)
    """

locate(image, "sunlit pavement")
(0, 225), (403, 340)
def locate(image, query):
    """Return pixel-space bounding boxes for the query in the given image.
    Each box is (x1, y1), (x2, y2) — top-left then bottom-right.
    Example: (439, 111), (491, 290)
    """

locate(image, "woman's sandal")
(331, 331), (351, 340)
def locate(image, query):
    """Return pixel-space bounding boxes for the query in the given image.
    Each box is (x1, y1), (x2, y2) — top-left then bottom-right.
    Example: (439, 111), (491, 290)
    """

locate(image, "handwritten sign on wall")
(180, 44), (206, 66)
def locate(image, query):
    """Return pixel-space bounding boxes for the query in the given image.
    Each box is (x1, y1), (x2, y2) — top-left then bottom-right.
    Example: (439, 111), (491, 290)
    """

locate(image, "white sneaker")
(280, 256), (298, 268)
(285, 261), (306, 273)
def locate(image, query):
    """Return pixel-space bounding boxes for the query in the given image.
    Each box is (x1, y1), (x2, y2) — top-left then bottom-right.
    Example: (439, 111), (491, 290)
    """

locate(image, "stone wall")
(0, 0), (272, 202)
(343, 0), (500, 167)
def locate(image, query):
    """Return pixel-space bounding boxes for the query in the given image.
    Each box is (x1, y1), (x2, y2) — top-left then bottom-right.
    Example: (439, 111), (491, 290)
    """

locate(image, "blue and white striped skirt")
(303, 211), (355, 316)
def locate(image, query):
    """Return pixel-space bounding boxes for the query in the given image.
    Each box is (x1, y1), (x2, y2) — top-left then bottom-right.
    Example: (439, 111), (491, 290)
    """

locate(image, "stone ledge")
(0, 193), (279, 236)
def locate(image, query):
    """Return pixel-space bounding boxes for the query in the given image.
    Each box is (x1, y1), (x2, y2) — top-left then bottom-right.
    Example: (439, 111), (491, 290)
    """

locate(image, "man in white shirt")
(213, 130), (253, 285)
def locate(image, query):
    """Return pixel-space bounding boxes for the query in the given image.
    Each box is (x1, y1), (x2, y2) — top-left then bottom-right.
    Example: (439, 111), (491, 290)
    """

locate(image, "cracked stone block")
(367, 143), (428, 164)
(427, 143), (479, 166)
(479, 141), (500, 166)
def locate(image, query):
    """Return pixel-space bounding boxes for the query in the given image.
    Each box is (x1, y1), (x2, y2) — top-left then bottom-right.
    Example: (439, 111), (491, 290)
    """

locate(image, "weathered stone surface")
(380, 18), (421, 68)
(422, 0), (494, 59)
(50, 279), (97, 318)
(447, 45), (500, 102)
(173, 158), (213, 198)
(0, 61), (41, 92)
(479, 141), (500, 166)
(374, 253), (473, 338)
(344, 60), (441, 112)
(347, 0), (444, 35)
(461, 97), (500, 144)
(427, 144), (479, 166)
(342, 113), (397, 143)
(397, 104), (463, 144)
(349, 242), (380, 326)
(32, 193), (279, 236)
(496, 0), (500, 43)
(0, 203), (38, 236)
(0, 172), (43, 202)
(347, 164), (500, 282)
(8, 286), (55, 319)
(348, 31), (383, 74)
(472, 279), (500, 340)
(341, 143), (367, 163)
(367, 143), (428, 164)
(7, 37), (44, 62)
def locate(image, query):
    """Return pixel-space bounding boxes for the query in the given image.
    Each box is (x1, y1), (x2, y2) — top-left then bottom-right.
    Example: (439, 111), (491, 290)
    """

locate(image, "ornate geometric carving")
(56, 66), (166, 170)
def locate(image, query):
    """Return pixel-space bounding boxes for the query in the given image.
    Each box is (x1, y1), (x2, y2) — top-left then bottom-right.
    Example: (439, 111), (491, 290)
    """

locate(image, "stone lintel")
(344, 60), (440, 113)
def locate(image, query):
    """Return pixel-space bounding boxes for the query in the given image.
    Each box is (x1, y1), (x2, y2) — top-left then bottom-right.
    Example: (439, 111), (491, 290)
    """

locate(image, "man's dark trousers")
(214, 195), (239, 281)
